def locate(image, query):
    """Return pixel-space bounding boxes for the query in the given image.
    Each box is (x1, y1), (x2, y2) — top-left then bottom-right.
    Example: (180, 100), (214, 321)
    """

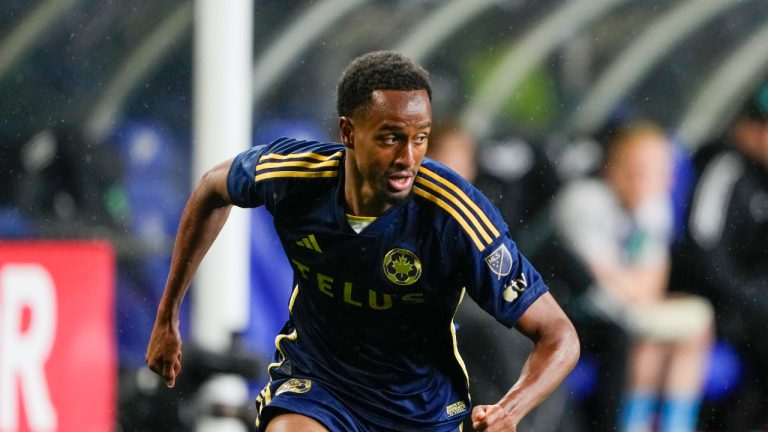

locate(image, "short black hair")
(336, 51), (432, 117)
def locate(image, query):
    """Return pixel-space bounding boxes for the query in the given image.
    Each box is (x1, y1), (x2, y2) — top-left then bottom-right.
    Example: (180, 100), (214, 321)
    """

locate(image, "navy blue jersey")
(227, 138), (548, 430)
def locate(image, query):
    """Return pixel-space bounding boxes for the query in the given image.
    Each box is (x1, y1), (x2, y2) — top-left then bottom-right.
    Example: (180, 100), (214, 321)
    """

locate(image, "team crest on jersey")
(275, 378), (312, 396)
(383, 248), (422, 286)
(485, 244), (513, 279)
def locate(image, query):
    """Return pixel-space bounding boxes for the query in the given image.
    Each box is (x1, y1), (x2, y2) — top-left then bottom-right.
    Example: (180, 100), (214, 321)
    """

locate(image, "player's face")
(342, 89), (431, 211)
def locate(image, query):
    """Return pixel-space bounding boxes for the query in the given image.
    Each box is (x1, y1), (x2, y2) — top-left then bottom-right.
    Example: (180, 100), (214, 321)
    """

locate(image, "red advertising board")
(0, 242), (115, 432)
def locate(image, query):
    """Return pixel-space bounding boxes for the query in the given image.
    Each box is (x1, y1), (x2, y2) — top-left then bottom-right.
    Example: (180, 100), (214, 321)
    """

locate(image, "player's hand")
(145, 316), (183, 388)
(471, 404), (517, 432)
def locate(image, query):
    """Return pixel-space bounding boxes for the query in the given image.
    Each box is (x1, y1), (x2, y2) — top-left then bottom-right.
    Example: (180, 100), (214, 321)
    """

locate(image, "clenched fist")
(145, 317), (183, 388)
(471, 404), (517, 432)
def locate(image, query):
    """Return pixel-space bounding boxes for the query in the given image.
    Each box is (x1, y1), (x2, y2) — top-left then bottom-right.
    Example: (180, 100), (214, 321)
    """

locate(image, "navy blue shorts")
(254, 377), (465, 432)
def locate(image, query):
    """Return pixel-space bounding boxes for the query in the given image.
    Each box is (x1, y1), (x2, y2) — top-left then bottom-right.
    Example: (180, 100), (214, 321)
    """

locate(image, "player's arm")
(472, 292), (579, 431)
(145, 158), (234, 387)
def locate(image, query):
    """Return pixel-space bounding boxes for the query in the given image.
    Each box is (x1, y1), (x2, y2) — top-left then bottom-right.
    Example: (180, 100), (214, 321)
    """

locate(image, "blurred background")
(2, 0), (768, 431)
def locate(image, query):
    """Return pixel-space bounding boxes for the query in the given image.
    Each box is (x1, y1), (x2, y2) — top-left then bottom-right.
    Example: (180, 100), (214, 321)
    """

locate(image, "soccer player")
(146, 51), (579, 432)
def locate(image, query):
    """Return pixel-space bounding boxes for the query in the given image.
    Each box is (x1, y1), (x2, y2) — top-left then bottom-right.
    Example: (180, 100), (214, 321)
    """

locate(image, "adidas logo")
(296, 234), (323, 253)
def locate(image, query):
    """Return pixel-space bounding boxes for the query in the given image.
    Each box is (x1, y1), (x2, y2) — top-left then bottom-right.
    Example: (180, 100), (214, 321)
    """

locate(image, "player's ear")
(339, 116), (354, 149)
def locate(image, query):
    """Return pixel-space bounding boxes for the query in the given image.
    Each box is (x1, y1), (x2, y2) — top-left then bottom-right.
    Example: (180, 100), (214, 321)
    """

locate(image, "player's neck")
(343, 181), (391, 217)
(344, 160), (391, 217)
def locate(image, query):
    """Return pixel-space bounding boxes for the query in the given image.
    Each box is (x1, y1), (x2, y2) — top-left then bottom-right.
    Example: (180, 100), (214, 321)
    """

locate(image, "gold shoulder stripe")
(419, 167), (501, 238)
(415, 176), (493, 246)
(254, 170), (337, 182)
(413, 185), (485, 250)
(256, 158), (340, 171)
(259, 150), (342, 163)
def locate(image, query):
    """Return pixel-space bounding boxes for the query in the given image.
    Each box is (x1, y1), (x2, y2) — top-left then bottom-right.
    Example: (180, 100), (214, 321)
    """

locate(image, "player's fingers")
(165, 375), (176, 388)
(477, 405), (516, 432)
(472, 418), (488, 431)
(146, 353), (162, 375)
(162, 359), (176, 388)
(173, 355), (182, 376)
(471, 405), (488, 421)
(472, 405), (489, 430)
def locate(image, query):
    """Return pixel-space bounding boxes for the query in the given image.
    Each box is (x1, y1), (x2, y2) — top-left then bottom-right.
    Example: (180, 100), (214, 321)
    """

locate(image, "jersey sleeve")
(417, 161), (548, 328)
(226, 138), (343, 211)
(461, 229), (549, 329)
(227, 143), (270, 208)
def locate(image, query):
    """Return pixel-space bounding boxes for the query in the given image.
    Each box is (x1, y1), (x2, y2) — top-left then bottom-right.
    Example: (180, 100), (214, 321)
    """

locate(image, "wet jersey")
(226, 138), (548, 431)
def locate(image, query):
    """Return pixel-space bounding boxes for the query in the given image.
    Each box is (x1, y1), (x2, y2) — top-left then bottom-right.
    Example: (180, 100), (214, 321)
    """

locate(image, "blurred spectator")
(672, 85), (768, 430)
(427, 124), (575, 432)
(552, 122), (713, 432)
